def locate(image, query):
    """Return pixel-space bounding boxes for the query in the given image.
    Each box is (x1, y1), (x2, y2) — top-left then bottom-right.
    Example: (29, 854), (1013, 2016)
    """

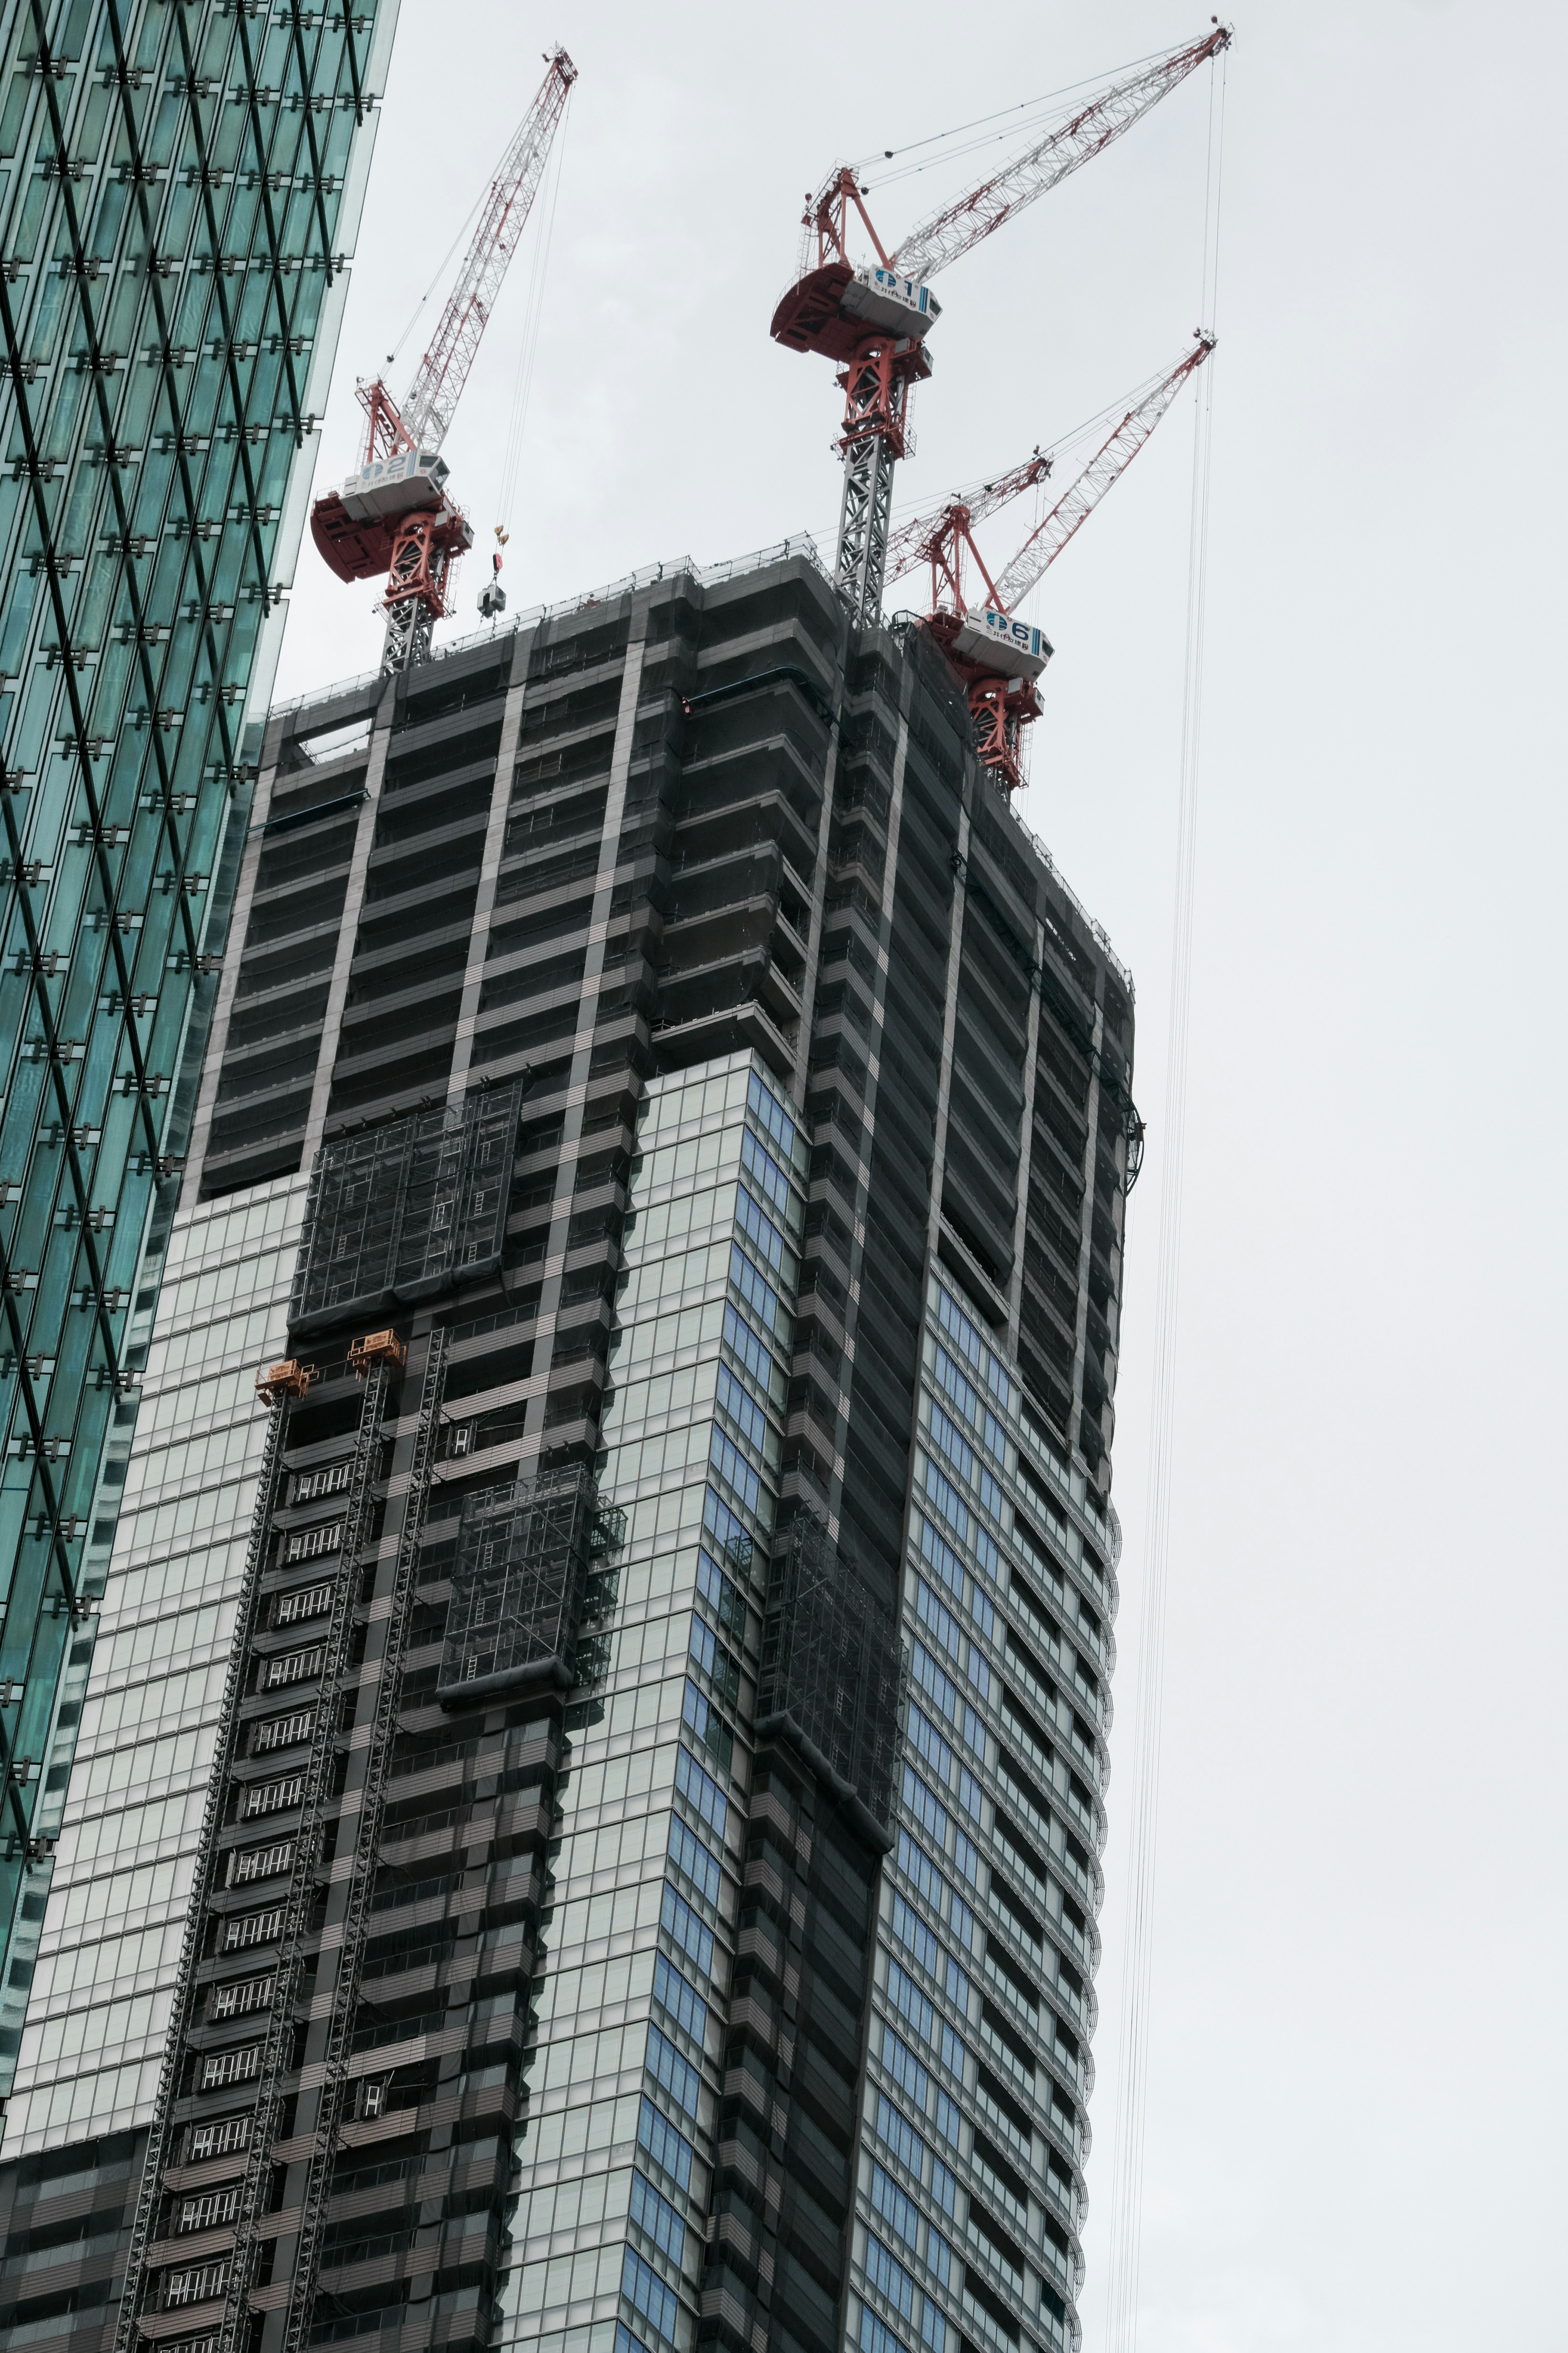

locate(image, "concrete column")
(298, 680), (396, 1167)
(521, 628), (648, 1444)
(1007, 915), (1047, 1352)
(446, 641), (534, 1106)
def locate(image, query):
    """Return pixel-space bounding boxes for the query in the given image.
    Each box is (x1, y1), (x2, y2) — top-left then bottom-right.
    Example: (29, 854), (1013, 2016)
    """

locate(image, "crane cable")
(494, 86), (572, 543)
(1102, 42), (1226, 2353)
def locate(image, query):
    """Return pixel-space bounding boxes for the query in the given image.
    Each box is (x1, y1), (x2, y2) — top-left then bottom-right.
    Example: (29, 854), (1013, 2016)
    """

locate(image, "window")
(931, 1404), (976, 1487)
(646, 2023), (702, 2118)
(717, 1362), (769, 1453)
(242, 1776), (305, 1819)
(892, 1896), (942, 1981)
(704, 1483), (753, 1570)
(667, 1818), (722, 1908)
(897, 1829), (949, 1917)
(708, 1428), (760, 1513)
(674, 1742), (728, 1835)
(916, 1579), (962, 1663)
(887, 1960), (934, 2047)
(881, 2026), (930, 2112)
(919, 1519), (965, 1603)
(254, 1710), (314, 1753)
(263, 1646), (324, 1690)
(909, 1707), (953, 1787)
(871, 2162), (919, 2251)
(187, 2115), (251, 2161)
(688, 1619), (741, 1708)
(230, 1841), (293, 1885)
(292, 1461), (351, 1504)
(621, 2246), (680, 2346)
(933, 1344), (979, 1425)
(741, 1126), (793, 1216)
(912, 1642), (960, 1726)
(903, 1769), (949, 1849)
(865, 2233), (915, 2322)
(210, 1975), (273, 2021)
(682, 1680), (733, 1773)
(860, 2308), (913, 2353)
(199, 2045), (259, 2091)
(223, 1908), (283, 1952)
(736, 1185), (786, 1274)
(722, 1302), (773, 1392)
(179, 2187), (240, 2233)
(729, 1245), (780, 1333)
(275, 1581), (333, 1628)
(661, 1883), (714, 1979)
(629, 2167), (685, 2266)
(748, 1070), (797, 1157)
(284, 1522), (341, 1563)
(638, 2093), (694, 2192)
(697, 1542), (748, 1639)
(653, 1952), (708, 2045)
(937, 1287), (983, 1374)
(876, 2092), (927, 2182)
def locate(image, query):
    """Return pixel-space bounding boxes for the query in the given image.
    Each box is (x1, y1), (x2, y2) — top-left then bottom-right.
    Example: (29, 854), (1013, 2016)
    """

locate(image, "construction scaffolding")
(758, 1515), (904, 1847)
(438, 1467), (614, 1702)
(292, 1078), (524, 1332)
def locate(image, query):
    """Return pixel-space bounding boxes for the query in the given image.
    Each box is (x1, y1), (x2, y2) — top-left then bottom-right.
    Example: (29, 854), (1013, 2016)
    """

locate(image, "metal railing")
(270, 535), (832, 723)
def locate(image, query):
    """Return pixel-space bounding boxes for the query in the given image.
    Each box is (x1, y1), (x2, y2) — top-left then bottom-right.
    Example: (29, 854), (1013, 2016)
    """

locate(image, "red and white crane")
(885, 334), (1215, 791)
(771, 25), (1229, 624)
(310, 48), (576, 672)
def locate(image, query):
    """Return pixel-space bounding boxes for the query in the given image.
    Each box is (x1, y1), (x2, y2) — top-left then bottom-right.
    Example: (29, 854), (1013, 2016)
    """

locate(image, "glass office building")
(0, 0), (398, 2056)
(0, 549), (1137, 2353)
(3, 1175), (304, 2152)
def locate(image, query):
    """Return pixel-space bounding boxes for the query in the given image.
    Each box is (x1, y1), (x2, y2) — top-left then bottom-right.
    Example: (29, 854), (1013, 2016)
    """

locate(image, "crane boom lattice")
(882, 448), (1054, 595)
(990, 336), (1213, 615)
(891, 27), (1231, 284)
(400, 48), (577, 453)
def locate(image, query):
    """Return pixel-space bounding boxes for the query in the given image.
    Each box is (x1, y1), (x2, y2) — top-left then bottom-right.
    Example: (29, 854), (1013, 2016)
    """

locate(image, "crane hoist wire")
(849, 39), (1206, 191)
(496, 83), (573, 537)
(1100, 41), (1228, 2353)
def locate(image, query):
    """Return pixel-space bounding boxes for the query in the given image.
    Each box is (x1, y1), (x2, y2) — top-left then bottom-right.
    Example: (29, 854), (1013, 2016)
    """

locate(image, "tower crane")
(884, 334), (1215, 792)
(310, 48), (577, 673)
(771, 25), (1230, 627)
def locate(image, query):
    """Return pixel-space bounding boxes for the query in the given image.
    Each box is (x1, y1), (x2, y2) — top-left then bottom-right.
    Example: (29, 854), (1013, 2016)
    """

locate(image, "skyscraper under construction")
(0, 540), (1137, 2353)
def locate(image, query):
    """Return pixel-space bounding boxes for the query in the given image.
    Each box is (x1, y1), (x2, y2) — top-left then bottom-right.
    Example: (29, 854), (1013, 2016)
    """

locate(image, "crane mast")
(890, 335), (1215, 792)
(771, 26), (1229, 627)
(309, 49), (577, 673)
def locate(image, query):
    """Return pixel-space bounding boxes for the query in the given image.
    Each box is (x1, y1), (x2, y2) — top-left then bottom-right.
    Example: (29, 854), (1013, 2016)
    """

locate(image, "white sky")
(272, 5), (1568, 2347)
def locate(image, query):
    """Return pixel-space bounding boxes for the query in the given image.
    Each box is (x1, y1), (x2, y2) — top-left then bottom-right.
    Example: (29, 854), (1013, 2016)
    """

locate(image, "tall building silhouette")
(0, 545), (1135, 2353)
(0, 0), (399, 2054)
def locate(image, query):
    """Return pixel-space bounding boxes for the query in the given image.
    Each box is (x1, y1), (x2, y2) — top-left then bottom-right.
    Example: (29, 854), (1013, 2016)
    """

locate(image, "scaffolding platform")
(292, 1079), (525, 1336)
(757, 1515), (904, 1851)
(437, 1467), (608, 1706)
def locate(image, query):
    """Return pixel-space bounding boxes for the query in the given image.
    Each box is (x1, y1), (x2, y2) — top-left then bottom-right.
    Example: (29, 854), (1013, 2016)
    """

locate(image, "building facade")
(0, 0), (399, 2045)
(0, 543), (1136, 2353)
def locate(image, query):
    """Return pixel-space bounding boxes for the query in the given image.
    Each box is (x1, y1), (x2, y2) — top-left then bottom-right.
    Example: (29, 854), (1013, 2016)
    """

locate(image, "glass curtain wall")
(503, 1049), (806, 2353)
(0, 0), (397, 2041)
(1, 1173), (305, 2151)
(848, 1271), (1118, 2353)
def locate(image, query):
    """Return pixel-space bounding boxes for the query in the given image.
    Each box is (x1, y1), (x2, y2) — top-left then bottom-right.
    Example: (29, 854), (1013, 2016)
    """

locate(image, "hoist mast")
(770, 25), (1229, 627)
(310, 49), (576, 673)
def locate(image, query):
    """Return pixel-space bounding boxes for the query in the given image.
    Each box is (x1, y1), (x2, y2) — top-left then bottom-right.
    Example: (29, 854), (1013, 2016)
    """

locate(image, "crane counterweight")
(307, 47), (576, 673)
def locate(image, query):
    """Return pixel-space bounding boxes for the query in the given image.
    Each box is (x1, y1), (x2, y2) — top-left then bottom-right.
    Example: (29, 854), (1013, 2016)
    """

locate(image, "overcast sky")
(272, 5), (1567, 2346)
